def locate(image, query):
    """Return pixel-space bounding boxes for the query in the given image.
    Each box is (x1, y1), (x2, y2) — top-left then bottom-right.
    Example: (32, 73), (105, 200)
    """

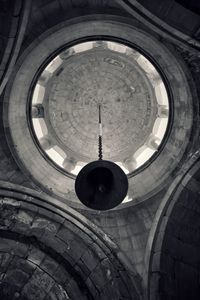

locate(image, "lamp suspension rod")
(98, 104), (103, 160)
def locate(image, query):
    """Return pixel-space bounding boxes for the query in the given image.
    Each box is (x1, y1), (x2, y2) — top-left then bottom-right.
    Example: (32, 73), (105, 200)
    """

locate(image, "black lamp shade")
(75, 160), (128, 210)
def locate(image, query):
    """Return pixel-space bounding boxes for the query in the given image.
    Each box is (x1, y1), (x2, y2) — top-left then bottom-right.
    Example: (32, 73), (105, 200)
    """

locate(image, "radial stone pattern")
(49, 48), (155, 158)
(31, 40), (169, 176)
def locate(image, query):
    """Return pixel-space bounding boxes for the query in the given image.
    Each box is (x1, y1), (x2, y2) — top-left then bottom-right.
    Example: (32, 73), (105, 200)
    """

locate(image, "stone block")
(28, 247), (46, 266)
(4, 269), (30, 289)
(40, 255), (59, 275)
(0, 252), (12, 271)
(89, 263), (106, 291)
(81, 248), (99, 272)
(11, 256), (36, 275)
(47, 283), (70, 300)
(53, 265), (71, 284)
(29, 267), (55, 293)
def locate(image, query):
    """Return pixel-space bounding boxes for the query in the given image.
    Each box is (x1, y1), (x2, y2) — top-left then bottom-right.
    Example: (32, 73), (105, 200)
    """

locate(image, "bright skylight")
(32, 84), (45, 104)
(46, 147), (64, 167)
(32, 119), (47, 138)
(122, 194), (133, 203)
(45, 56), (63, 73)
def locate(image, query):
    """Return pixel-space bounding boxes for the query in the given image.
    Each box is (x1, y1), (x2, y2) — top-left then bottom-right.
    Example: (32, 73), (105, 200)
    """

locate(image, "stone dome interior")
(0, 0), (200, 299)
(6, 18), (193, 208)
(30, 40), (169, 177)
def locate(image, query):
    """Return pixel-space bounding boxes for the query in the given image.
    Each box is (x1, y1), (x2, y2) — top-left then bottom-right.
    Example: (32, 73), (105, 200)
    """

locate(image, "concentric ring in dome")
(30, 40), (169, 177)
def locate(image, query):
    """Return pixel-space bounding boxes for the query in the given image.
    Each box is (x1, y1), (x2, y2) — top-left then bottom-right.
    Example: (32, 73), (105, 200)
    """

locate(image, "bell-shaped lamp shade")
(75, 160), (128, 210)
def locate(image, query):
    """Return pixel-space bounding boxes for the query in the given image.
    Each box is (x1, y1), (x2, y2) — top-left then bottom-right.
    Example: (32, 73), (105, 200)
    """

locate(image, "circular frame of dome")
(29, 39), (170, 178)
(4, 16), (194, 209)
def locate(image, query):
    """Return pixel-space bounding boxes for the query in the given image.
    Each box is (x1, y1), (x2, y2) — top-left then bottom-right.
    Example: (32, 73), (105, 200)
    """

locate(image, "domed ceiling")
(30, 40), (169, 176)
(5, 18), (193, 209)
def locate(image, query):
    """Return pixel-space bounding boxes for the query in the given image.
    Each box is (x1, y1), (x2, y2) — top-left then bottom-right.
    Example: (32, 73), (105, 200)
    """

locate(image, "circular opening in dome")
(29, 39), (170, 178)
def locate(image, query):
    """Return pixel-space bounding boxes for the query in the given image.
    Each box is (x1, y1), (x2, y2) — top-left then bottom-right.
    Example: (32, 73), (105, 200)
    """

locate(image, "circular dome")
(5, 17), (193, 209)
(30, 40), (169, 176)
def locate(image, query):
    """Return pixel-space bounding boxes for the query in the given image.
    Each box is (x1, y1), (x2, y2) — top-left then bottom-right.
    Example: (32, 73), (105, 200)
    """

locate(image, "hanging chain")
(98, 104), (103, 160)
